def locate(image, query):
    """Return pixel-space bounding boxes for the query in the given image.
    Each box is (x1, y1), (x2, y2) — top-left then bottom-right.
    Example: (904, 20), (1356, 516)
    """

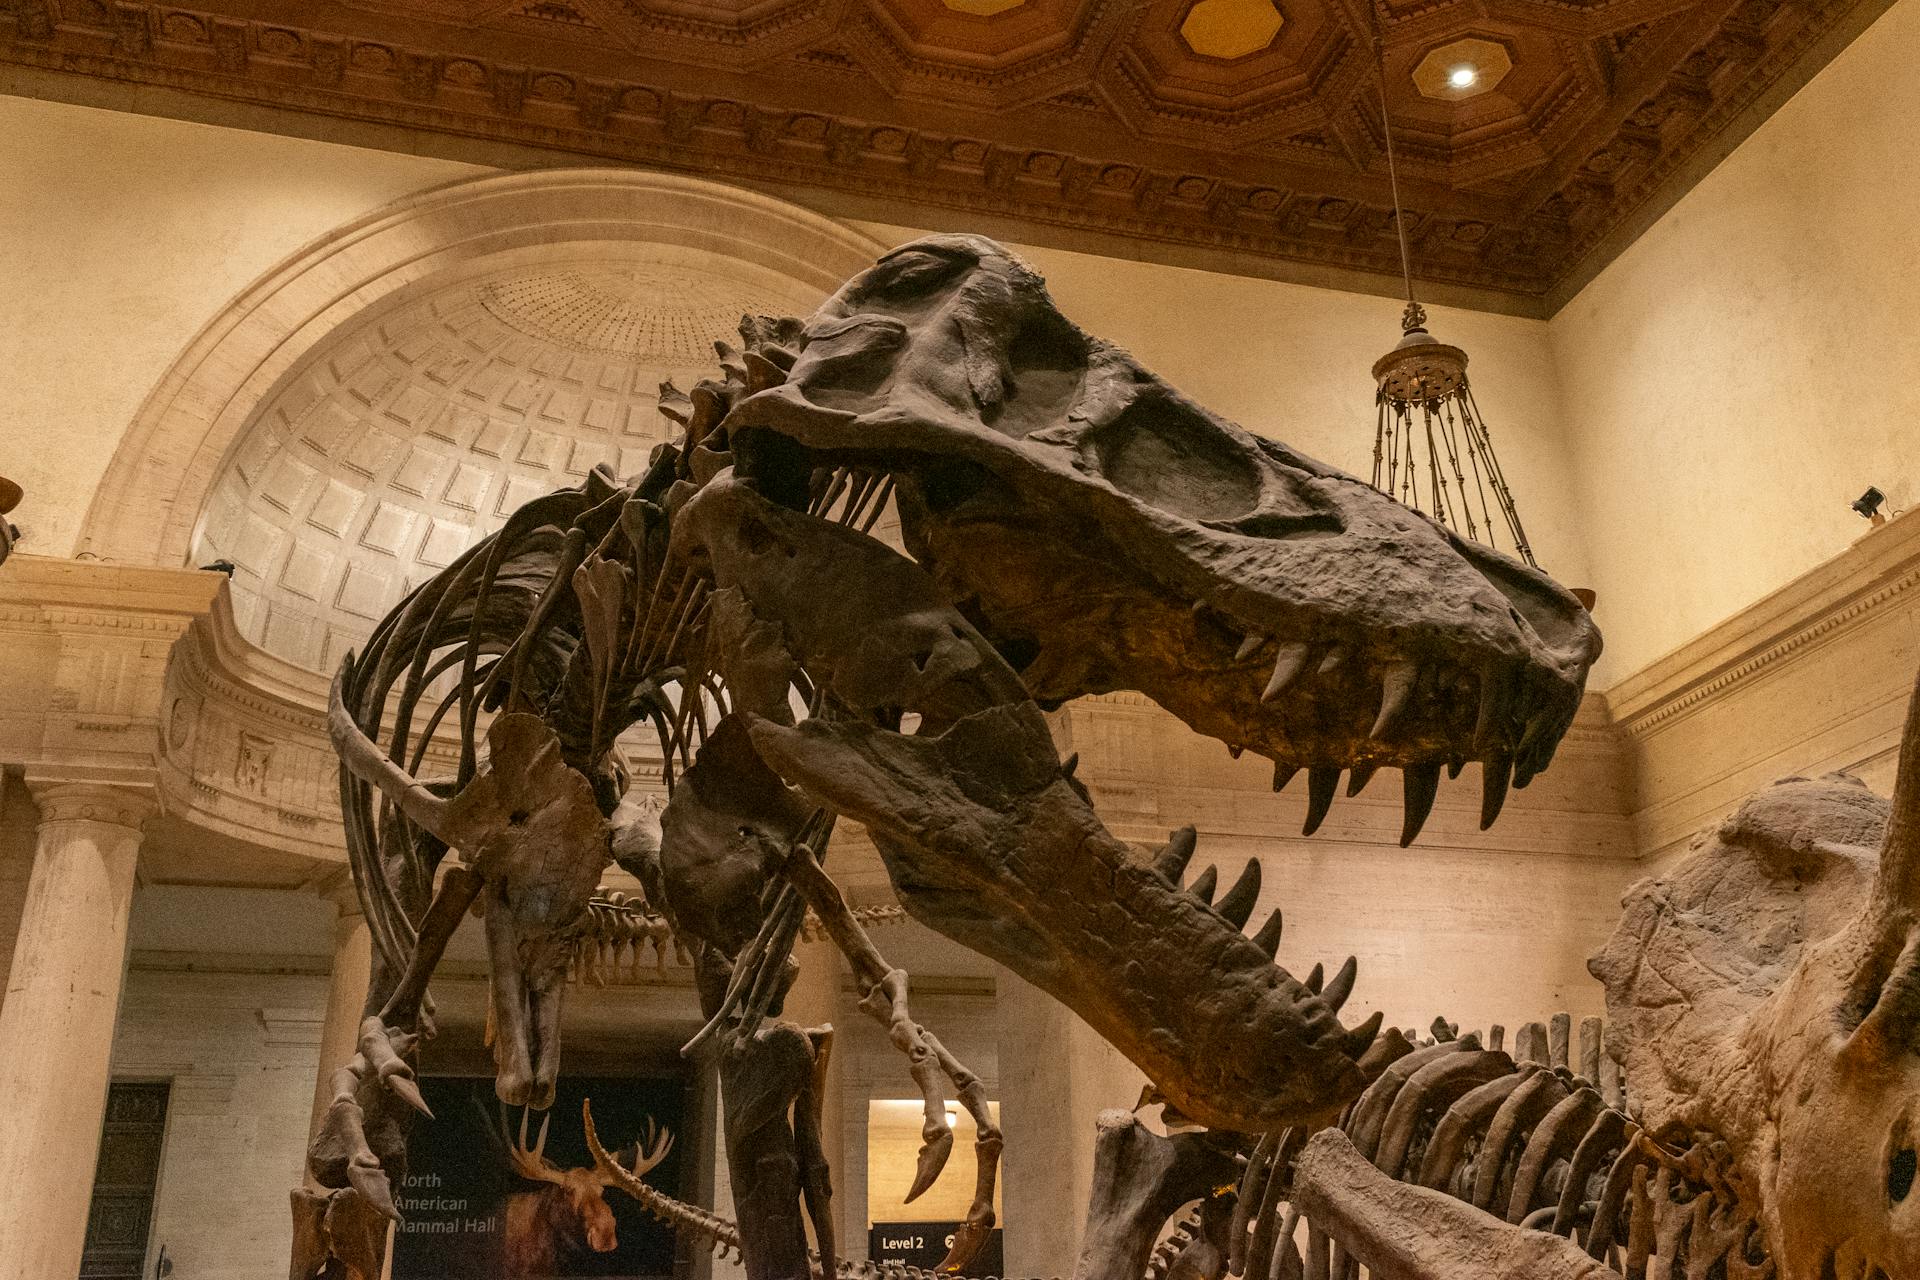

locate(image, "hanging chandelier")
(1368, 36), (1537, 569)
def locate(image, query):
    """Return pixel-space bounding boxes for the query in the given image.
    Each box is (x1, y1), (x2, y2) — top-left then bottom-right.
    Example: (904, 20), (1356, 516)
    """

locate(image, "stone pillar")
(994, 965), (1147, 1280)
(0, 783), (154, 1280)
(782, 935), (849, 1258)
(308, 880), (373, 1143)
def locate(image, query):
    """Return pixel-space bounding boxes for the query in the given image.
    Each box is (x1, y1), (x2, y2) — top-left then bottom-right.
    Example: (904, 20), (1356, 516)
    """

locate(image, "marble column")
(307, 880), (373, 1143)
(0, 782), (155, 1280)
(993, 964), (1147, 1280)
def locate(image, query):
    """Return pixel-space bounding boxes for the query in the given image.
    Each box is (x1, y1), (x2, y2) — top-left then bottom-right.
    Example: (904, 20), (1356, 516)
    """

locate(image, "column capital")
(311, 867), (363, 919)
(24, 780), (159, 832)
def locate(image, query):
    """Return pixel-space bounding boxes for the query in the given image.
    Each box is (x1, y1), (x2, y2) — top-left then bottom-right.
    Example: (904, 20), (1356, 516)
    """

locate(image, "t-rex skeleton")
(292, 234), (1602, 1280)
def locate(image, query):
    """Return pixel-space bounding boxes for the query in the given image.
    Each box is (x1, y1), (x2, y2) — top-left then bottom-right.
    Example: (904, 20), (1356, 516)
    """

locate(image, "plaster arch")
(78, 168), (890, 570)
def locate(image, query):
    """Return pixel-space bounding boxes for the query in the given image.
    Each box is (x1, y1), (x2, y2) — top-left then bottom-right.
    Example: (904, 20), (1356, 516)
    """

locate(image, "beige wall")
(1549, 0), (1920, 683)
(0, 94), (491, 559)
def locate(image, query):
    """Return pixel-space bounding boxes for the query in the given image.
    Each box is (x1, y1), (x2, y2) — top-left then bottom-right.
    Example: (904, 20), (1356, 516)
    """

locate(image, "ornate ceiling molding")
(0, 0), (1895, 309)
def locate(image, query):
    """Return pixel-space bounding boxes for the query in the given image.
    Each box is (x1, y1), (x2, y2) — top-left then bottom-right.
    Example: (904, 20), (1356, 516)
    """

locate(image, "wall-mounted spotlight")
(1852, 486), (1888, 526)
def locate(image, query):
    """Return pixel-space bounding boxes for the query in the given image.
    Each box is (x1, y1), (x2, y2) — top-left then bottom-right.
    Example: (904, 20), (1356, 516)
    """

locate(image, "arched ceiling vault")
(191, 253), (808, 672)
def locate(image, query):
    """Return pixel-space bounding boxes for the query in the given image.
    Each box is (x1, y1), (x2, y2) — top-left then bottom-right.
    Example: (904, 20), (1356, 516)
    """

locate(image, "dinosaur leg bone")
(783, 836), (1003, 1274)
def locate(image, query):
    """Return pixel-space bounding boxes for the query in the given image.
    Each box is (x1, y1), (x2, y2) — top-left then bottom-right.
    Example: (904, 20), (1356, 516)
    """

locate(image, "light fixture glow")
(1447, 64), (1478, 88)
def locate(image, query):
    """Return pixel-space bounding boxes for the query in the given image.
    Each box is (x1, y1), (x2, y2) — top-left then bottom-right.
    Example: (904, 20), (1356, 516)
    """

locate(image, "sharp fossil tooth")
(1322, 955), (1358, 1012)
(1154, 826), (1199, 881)
(1227, 743), (1244, 760)
(1235, 633), (1267, 662)
(1061, 752), (1080, 779)
(1446, 757), (1465, 781)
(1188, 865), (1219, 905)
(1480, 754), (1512, 830)
(1262, 643), (1312, 703)
(1318, 646), (1347, 675)
(1216, 860), (1262, 928)
(1400, 762), (1441, 847)
(1272, 763), (1299, 793)
(1251, 909), (1284, 956)
(1340, 1010), (1386, 1059)
(1346, 764), (1377, 797)
(1474, 669), (1510, 751)
(1371, 661), (1418, 740)
(1304, 962), (1324, 994)
(1303, 766), (1339, 836)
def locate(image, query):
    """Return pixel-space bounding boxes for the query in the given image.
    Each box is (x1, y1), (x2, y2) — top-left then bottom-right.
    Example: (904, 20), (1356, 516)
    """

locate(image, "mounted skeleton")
(293, 235), (1602, 1280)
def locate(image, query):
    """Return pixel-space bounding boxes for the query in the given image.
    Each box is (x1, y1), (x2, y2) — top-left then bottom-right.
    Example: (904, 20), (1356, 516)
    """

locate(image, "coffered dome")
(192, 253), (815, 672)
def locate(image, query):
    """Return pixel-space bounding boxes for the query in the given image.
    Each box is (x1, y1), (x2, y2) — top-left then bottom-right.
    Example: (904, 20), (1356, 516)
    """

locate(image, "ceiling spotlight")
(1448, 64), (1478, 89)
(1853, 486), (1888, 525)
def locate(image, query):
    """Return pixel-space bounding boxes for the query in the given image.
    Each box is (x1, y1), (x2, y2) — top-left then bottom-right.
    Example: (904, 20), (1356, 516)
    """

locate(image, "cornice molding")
(1605, 512), (1920, 739)
(0, 0), (1892, 310)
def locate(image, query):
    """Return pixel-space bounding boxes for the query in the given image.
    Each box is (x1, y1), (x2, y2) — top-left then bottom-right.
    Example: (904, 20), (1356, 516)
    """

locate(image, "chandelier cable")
(1372, 5), (1418, 315)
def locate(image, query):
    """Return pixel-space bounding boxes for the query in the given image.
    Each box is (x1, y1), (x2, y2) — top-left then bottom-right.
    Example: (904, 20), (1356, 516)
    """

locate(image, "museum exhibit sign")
(391, 1075), (685, 1280)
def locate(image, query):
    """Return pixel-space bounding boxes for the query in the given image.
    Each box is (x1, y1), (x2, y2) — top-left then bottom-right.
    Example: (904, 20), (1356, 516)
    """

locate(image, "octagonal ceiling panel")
(1109, 0), (1358, 145)
(193, 256), (812, 673)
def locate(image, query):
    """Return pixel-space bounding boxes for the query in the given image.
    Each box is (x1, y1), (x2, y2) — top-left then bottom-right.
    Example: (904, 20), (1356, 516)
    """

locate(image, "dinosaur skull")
(1593, 672), (1920, 1278)
(727, 235), (1601, 842)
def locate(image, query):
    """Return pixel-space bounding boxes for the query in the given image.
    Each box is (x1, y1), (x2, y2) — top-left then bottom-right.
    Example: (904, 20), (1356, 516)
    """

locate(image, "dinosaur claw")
(388, 1074), (433, 1119)
(347, 1155), (401, 1223)
(906, 1128), (955, 1203)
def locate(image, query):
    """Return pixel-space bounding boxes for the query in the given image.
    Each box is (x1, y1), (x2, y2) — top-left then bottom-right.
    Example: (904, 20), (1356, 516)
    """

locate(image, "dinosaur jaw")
(746, 703), (1377, 1133)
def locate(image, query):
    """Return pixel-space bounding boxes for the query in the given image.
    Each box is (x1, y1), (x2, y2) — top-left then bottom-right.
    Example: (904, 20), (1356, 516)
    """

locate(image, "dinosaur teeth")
(1303, 766), (1339, 836)
(1215, 860), (1262, 928)
(1481, 754), (1513, 828)
(1261, 642), (1312, 703)
(1188, 865), (1219, 905)
(1251, 908), (1284, 956)
(1322, 955), (1358, 1012)
(1340, 1010), (1386, 1060)
(1446, 757), (1465, 781)
(1346, 764), (1377, 797)
(1371, 661), (1417, 740)
(1235, 633), (1267, 663)
(1400, 762), (1441, 847)
(1154, 826), (1199, 882)
(1271, 763), (1299, 794)
(1318, 646), (1348, 675)
(1473, 667), (1511, 752)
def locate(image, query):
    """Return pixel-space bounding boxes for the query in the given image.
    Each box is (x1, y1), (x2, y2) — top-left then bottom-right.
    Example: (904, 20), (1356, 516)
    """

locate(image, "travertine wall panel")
(109, 965), (332, 1280)
(0, 94), (491, 559)
(1549, 0), (1920, 683)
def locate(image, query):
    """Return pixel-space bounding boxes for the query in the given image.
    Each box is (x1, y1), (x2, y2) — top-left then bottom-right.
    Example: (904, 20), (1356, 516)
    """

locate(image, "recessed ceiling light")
(1448, 65), (1479, 89)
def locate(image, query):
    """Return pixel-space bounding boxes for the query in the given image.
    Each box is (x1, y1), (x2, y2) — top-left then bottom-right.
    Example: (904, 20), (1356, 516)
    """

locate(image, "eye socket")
(1889, 1147), (1915, 1203)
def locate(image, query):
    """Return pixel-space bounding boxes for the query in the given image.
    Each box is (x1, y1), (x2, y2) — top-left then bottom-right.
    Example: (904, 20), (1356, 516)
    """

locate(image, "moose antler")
(506, 1104), (564, 1186)
(591, 1115), (675, 1189)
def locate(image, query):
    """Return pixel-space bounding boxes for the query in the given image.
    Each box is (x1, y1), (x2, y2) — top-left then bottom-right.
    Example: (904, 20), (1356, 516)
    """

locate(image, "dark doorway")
(79, 1080), (170, 1280)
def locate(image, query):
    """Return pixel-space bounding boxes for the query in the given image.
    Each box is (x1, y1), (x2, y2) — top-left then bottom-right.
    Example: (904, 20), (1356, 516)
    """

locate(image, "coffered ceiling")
(0, 0), (1892, 310)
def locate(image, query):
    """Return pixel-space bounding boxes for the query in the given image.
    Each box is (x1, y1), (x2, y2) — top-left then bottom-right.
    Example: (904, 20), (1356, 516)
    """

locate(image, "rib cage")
(1236, 1014), (1775, 1280)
